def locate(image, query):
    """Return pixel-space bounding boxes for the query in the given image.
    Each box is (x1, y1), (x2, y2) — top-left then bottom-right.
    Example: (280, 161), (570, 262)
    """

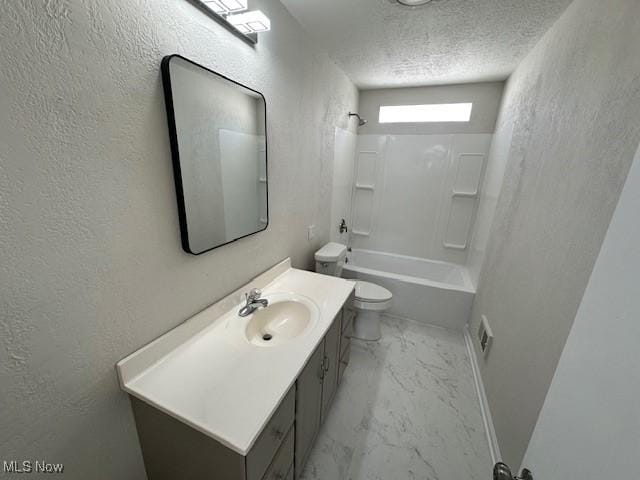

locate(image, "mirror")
(161, 55), (268, 255)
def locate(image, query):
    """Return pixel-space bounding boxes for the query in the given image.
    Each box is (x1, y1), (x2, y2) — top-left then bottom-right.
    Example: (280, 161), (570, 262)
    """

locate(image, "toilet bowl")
(314, 242), (392, 341)
(352, 280), (392, 341)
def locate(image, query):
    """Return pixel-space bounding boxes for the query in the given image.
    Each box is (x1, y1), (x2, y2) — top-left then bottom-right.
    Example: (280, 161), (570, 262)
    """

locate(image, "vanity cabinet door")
(338, 344), (351, 385)
(294, 342), (324, 478)
(340, 307), (355, 359)
(320, 311), (342, 423)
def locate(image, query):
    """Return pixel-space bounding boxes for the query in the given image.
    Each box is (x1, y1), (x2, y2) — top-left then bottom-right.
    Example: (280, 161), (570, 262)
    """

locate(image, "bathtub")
(342, 249), (475, 330)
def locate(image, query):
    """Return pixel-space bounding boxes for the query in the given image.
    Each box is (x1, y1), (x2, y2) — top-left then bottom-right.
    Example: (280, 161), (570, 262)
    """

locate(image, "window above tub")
(378, 103), (473, 123)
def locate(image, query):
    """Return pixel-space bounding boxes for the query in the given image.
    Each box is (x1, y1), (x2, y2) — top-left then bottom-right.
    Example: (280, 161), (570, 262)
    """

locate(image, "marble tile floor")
(300, 315), (492, 480)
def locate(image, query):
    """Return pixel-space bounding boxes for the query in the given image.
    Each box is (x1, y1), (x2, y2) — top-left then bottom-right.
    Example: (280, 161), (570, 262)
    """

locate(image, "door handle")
(318, 359), (326, 380)
(271, 426), (285, 441)
(493, 463), (533, 480)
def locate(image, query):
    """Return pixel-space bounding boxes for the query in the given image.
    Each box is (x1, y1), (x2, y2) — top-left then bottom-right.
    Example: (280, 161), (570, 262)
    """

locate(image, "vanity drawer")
(247, 386), (296, 480)
(338, 344), (351, 385)
(261, 426), (294, 480)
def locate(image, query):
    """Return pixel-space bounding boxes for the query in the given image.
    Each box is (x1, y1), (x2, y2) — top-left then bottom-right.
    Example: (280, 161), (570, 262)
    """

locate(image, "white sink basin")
(244, 293), (320, 347)
(116, 259), (357, 455)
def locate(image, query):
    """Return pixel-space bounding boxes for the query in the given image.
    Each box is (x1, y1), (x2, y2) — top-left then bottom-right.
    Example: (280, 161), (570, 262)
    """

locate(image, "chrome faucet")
(238, 288), (269, 317)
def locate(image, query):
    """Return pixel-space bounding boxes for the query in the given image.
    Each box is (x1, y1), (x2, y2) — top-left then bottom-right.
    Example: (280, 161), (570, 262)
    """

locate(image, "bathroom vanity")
(117, 259), (355, 480)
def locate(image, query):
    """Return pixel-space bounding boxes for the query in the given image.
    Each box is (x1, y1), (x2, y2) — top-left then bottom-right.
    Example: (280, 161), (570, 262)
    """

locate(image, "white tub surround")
(343, 249), (475, 330)
(350, 134), (493, 265)
(116, 259), (355, 456)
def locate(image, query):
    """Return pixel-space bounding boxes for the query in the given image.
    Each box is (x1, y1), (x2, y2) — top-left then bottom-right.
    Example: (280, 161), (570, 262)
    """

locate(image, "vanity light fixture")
(192, 0), (270, 44)
(226, 10), (271, 33)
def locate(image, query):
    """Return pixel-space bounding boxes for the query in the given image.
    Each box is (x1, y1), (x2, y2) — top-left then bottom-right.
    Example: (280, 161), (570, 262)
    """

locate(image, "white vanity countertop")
(116, 258), (355, 456)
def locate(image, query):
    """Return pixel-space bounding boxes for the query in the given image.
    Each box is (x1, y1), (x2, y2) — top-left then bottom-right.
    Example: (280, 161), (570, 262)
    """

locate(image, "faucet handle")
(247, 288), (262, 302)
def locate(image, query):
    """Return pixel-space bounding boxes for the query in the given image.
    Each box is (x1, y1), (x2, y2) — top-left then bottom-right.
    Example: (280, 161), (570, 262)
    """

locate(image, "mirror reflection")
(162, 55), (268, 254)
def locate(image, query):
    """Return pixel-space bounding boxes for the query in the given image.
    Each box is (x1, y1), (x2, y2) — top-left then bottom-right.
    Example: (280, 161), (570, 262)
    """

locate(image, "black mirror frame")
(161, 54), (269, 255)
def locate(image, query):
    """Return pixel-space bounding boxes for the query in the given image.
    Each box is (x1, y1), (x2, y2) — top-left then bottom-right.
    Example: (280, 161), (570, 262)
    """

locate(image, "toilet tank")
(314, 242), (348, 277)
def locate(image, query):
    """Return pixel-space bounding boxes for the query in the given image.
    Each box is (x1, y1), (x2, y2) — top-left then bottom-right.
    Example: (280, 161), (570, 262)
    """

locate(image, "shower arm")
(348, 112), (367, 126)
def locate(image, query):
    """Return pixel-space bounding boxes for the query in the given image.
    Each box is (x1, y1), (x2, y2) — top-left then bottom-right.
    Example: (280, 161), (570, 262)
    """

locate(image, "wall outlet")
(478, 315), (494, 357)
(307, 225), (316, 241)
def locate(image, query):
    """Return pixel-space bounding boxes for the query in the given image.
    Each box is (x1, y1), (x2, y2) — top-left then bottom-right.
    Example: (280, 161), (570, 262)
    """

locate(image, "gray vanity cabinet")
(130, 300), (353, 480)
(293, 342), (324, 477)
(338, 305), (355, 385)
(246, 387), (296, 480)
(320, 314), (341, 421)
(294, 305), (352, 479)
(131, 385), (295, 480)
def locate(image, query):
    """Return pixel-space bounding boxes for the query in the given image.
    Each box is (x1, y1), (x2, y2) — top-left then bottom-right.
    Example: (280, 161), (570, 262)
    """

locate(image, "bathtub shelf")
(443, 241), (468, 250)
(354, 184), (375, 191)
(351, 230), (370, 237)
(451, 190), (478, 198)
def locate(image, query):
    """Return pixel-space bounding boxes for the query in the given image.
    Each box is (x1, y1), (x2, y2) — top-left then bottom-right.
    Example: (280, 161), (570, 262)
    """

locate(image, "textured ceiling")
(280, 0), (573, 89)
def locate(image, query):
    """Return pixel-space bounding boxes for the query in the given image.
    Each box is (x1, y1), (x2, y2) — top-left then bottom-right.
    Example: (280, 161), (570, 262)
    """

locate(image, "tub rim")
(344, 248), (475, 294)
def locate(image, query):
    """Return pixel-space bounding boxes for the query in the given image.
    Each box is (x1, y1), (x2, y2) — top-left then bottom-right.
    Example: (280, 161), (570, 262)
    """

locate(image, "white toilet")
(315, 242), (392, 341)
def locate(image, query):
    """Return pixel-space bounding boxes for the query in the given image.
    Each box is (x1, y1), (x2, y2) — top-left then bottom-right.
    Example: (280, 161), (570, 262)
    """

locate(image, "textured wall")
(358, 82), (504, 136)
(0, 0), (357, 478)
(467, 107), (514, 288)
(521, 141), (640, 479)
(469, 0), (640, 467)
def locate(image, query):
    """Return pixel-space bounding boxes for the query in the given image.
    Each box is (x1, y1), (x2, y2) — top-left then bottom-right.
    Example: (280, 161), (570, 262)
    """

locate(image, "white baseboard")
(464, 325), (501, 465)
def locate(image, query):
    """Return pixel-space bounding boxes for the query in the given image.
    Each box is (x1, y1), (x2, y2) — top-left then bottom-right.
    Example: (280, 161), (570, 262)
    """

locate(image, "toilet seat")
(355, 281), (392, 303)
(354, 281), (392, 311)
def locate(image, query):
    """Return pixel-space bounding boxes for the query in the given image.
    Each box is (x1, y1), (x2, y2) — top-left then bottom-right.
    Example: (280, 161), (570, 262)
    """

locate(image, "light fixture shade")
(203, 0), (227, 14)
(203, 0), (247, 14)
(219, 0), (248, 12)
(234, 23), (252, 34)
(227, 10), (271, 33)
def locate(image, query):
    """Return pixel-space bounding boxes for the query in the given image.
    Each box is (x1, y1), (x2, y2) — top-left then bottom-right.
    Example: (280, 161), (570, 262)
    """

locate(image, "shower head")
(349, 112), (367, 126)
(395, 0), (433, 5)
